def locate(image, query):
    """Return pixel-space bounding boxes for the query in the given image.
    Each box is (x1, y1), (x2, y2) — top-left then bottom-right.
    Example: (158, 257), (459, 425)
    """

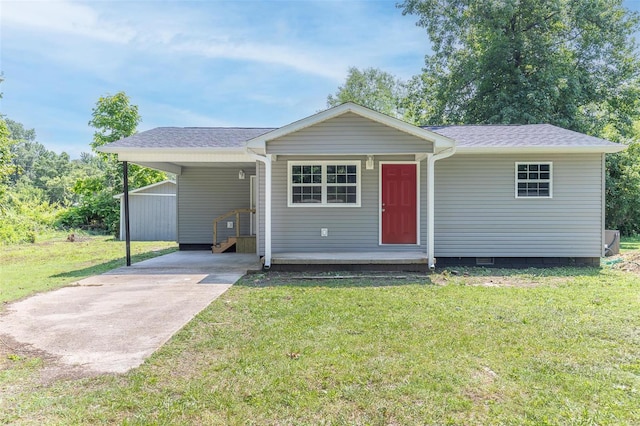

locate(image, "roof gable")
(247, 102), (455, 152)
(266, 111), (436, 155)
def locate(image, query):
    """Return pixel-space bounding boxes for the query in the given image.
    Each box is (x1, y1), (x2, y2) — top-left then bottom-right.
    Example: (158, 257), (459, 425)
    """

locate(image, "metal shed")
(115, 180), (176, 241)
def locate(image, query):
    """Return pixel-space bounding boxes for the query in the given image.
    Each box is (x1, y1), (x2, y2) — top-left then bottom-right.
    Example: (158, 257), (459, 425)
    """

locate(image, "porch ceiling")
(133, 160), (257, 175)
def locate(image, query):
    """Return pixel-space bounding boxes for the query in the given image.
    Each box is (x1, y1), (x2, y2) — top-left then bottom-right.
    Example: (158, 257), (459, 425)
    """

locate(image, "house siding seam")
(434, 153), (603, 257)
(267, 112), (434, 155)
(177, 166), (255, 245)
(270, 155), (428, 253)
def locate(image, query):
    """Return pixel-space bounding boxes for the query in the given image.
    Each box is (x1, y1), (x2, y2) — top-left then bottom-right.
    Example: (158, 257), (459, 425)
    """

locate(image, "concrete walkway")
(0, 252), (261, 374)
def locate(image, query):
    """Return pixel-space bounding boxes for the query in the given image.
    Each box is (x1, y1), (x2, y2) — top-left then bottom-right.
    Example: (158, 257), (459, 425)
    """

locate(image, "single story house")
(114, 180), (176, 241)
(100, 102), (625, 270)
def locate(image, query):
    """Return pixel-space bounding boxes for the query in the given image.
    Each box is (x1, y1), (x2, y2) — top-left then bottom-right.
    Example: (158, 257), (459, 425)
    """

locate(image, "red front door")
(381, 164), (417, 244)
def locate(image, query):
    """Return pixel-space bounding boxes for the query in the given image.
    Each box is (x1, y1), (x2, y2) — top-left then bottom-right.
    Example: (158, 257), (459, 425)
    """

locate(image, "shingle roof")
(105, 127), (275, 149)
(425, 123), (618, 149)
(103, 123), (621, 151)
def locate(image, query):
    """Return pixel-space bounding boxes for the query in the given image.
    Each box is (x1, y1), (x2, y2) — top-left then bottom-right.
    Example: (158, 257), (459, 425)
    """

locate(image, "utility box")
(604, 230), (620, 256)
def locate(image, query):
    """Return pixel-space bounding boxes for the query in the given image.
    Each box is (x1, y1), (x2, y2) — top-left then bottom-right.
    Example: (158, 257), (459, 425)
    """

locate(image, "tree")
(60, 92), (165, 234)
(6, 118), (36, 143)
(0, 119), (14, 188)
(89, 91), (141, 151)
(327, 67), (408, 119)
(604, 122), (640, 234)
(400, 0), (640, 135)
(86, 91), (164, 191)
(0, 78), (12, 190)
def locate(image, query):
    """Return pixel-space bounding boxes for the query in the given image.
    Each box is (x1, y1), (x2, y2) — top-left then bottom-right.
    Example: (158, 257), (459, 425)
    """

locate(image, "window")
(288, 161), (360, 207)
(515, 162), (552, 198)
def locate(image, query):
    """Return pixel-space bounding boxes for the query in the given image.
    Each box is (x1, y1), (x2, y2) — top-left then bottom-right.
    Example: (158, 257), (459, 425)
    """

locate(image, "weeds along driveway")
(0, 252), (261, 375)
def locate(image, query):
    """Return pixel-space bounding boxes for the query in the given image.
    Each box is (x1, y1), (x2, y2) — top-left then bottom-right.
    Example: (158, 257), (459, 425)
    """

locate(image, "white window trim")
(287, 160), (361, 207)
(515, 162), (553, 199)
(378, 161), (421, 246)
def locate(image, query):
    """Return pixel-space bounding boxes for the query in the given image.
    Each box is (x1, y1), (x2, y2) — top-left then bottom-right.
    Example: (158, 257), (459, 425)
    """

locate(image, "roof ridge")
(154, 126), (276, 130)
(423, 123), (549, 128)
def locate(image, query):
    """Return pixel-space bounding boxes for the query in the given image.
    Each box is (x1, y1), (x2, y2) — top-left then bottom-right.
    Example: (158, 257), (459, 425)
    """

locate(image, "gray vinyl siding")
(118, 182), (176, 241)
(434, 153), (604, 257)
(267, 112), (434, 155)
(270, 155), (427, 253)
(177, 166), (255, 245)
(119, 194), (176, 241)
(140, 183), (175, 195)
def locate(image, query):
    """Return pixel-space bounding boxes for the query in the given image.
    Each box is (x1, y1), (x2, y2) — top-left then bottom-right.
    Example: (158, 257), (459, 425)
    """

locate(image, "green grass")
(1, 239), (640, 424)
(620, 235), (640, 252)
(0, 231), (176, 304)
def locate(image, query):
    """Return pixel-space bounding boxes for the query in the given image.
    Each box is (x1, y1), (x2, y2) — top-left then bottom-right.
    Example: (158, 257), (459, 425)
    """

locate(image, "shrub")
(0, 185), (60, 244)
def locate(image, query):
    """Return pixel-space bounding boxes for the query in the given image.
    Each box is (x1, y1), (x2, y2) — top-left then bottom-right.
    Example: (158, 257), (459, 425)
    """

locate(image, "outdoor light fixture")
(238, 169), (246, 180)
(366, 155), (375, 170)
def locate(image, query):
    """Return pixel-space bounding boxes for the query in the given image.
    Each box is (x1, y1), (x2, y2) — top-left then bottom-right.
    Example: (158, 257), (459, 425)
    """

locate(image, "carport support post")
(123, 161), (131, 267)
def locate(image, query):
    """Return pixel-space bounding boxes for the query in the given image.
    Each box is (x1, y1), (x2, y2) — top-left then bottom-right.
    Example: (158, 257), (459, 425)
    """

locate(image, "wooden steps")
(212, 236), (256, 253)
(212, 237), (237, 253)
(212, 208), (256, 253)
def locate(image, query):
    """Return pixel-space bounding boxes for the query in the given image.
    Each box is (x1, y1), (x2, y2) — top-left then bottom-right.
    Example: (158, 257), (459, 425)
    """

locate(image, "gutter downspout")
(247, 152), (272, 268)
(427, 146), (456, 270)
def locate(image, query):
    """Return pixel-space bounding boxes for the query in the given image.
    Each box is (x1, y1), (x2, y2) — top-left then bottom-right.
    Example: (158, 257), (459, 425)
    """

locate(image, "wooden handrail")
(213, 208), (255, 247)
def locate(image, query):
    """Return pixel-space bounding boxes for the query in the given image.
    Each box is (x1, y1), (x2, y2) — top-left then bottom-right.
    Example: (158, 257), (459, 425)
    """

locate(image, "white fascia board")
(246, 102), (456, 150)
(246, 146), (266, 155)
(256, 151), (433, 157)
(107, 148), (254, 163)
(455, 145), (627, 154)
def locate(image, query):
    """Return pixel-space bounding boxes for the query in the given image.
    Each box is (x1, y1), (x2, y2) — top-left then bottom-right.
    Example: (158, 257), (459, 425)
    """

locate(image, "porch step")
(212, 237), (237, 253)
(270, 252), (429, 272)
(271, 252), (428, 265)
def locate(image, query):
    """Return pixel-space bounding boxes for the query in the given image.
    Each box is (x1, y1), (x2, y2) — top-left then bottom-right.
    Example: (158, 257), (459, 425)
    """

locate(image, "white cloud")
(1, 0), (136, 43)
(1, 0), (348, 81)
(168, 39), (345, 81)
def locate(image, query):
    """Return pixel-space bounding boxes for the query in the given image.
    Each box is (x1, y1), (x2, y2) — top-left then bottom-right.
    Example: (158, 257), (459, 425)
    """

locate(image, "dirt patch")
(0, 335), (99, 388)
(245, 270), (558, 288)
(463, 365), (502, 415)
(244, 271), (433, 287)
(429, 269), (558, 287)
(612, 252), (640, 275)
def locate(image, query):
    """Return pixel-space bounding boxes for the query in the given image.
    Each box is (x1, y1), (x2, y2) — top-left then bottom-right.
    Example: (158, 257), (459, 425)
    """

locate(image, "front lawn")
(2, 257), (640, 424)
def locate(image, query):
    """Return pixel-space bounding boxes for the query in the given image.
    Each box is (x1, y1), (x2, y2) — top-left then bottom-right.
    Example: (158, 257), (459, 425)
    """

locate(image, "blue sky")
(1, 0), (639, 158)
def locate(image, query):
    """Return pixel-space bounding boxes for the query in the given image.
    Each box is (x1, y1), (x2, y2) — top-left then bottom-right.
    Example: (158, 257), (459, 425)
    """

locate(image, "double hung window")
(289, 161), (360, 207)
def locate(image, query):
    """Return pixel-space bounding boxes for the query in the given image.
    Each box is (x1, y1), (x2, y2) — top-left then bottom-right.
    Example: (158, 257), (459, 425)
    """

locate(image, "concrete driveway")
(0, 252), (261, 374)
